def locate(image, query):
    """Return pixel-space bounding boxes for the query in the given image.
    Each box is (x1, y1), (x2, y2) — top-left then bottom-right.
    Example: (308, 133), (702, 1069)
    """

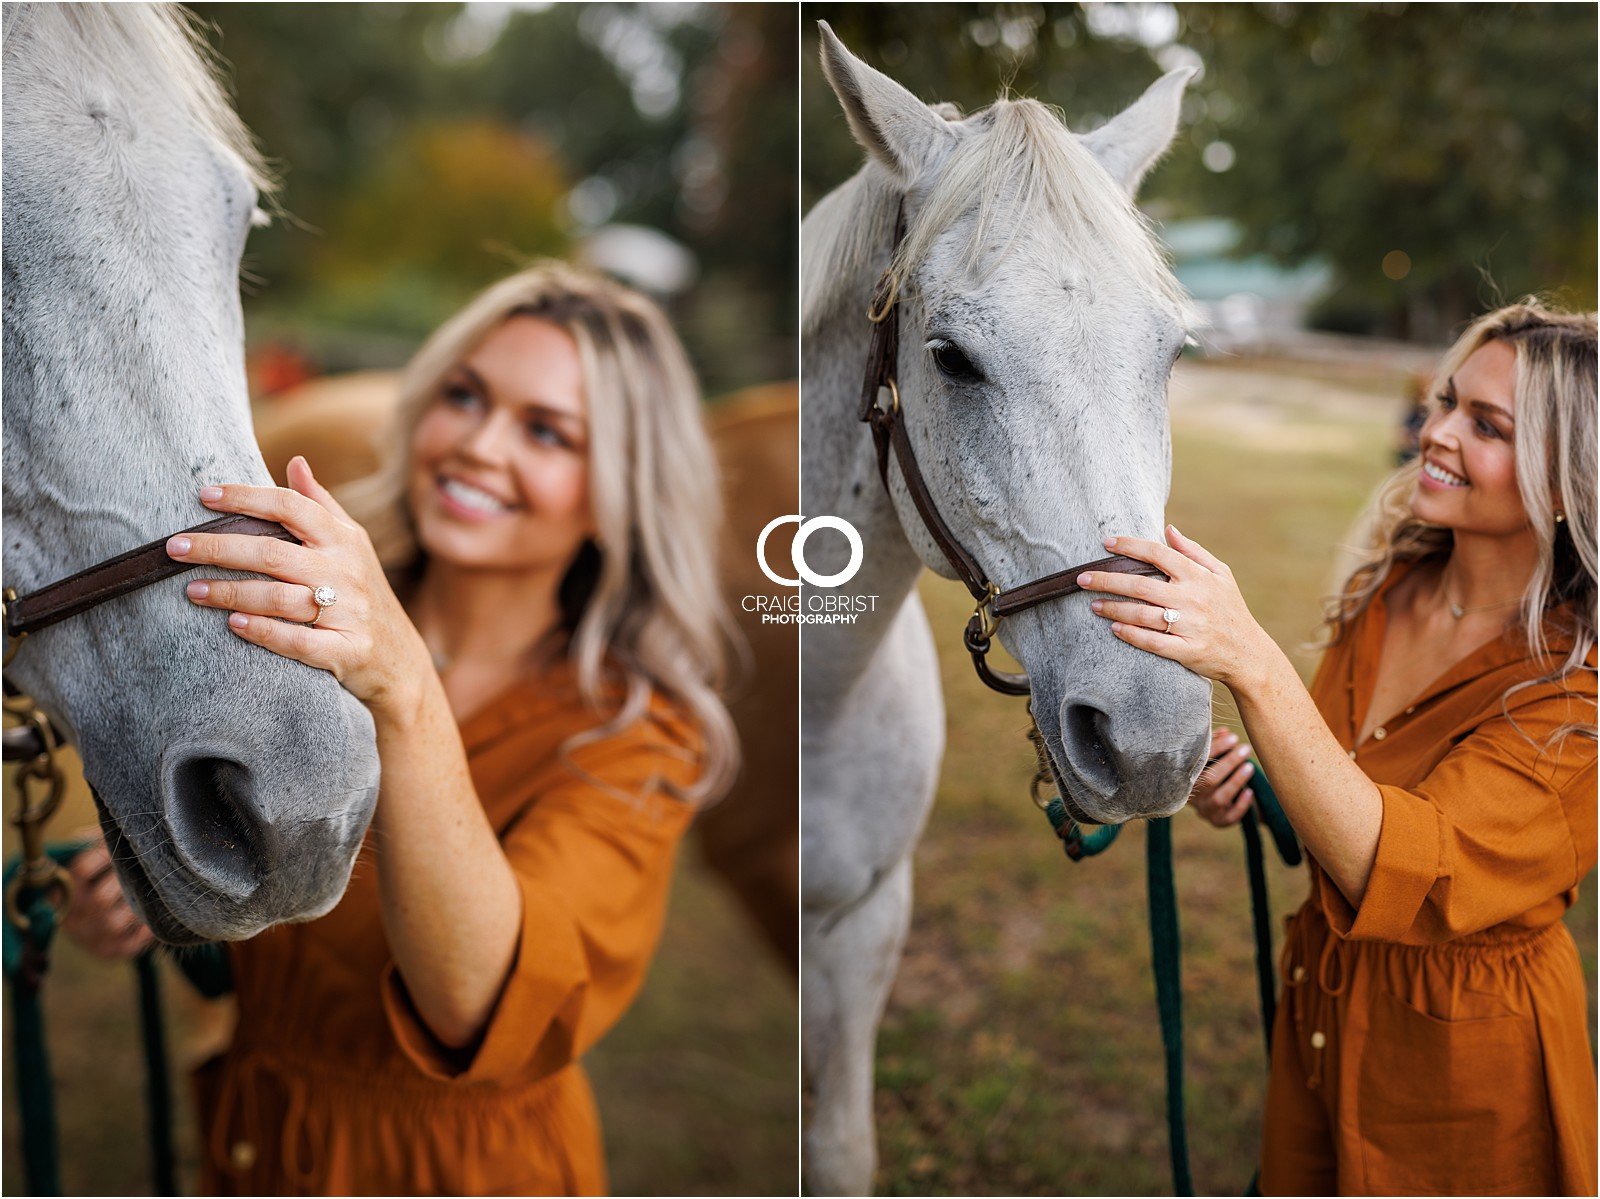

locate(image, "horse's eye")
(929, 339), (979, 380)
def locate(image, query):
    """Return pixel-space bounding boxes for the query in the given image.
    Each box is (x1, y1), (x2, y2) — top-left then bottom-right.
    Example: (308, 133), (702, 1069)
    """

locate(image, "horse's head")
(818, 25), (1211, 824)
(2, 6), (378, 942)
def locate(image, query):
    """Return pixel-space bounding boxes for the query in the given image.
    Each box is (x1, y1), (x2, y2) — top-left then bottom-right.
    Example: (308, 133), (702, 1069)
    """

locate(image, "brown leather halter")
(3, 514), (297, 647)
(858, 202), (1164, 695)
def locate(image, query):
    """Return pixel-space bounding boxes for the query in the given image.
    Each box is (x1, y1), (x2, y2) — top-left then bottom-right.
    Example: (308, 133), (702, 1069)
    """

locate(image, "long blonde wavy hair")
(1326, 300), (1597, 739)
(340, 262), (738, 803)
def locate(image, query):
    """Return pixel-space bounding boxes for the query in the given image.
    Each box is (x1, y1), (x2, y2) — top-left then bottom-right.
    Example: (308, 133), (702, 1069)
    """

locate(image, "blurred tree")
(189, 3), (466, 295)
(803, 4), (1178, 212)
(680, 4), (800, 389)
(1167, 3), (1597, 338)
(803, 3), (1596, 339)
(311, 120), (570, 336)
(188, 3), (794, 393)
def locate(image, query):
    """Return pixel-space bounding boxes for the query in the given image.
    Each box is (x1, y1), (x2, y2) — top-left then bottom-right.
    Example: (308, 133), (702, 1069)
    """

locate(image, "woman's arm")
(1078, 526), (1384, 903)
(367, 674), (523, 1049)
(1225, 636), (1382, 902)
(169, 457), (522, 1048)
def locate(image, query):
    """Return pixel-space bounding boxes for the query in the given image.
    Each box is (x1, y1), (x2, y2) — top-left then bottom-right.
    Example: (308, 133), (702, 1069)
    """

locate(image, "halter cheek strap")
(857, 200), (1165, 695)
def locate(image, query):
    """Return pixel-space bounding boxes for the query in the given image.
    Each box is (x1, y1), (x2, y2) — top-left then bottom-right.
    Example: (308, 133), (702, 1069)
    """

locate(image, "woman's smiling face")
(1412, 339), (1529, 536)
(407, 314), (595, 572)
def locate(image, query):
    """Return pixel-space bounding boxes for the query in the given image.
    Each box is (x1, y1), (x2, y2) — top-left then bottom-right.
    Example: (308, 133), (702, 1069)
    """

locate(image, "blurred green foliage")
(190, 2), (795, 395)
(802, 4), (1177, 209)
(802, 2), (1596, 339)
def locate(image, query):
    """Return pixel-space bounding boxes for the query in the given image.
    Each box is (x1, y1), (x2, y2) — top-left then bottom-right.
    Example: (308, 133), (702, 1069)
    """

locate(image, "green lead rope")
(1042, 796), (1121, 859)
(4, 843), (87, 1196)
(6, 881), (65, 1195)
(1042, 760), (1301, 1197)
(4, 842), (182, 1197)
(1239, 767), (1300, 1061)
(136, 954), (179, 1196)
(1145, 816), (1193, 1195)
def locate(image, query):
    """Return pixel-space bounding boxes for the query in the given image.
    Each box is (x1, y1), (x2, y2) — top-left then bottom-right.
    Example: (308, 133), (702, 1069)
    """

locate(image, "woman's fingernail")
(228, 613), (249, 629)
(167, 536), (191, 557)
(1104, 536), (1117, 549)
(1168, 524), (1181, 537)
(186, 582), (209, 600)
(1242, 762), (1255, 777)
(1110, 622), (1122, 633)
(1077, 573), (1093, 587)
(1091, 600), (1103, 613)
(199, 486), (223, 503)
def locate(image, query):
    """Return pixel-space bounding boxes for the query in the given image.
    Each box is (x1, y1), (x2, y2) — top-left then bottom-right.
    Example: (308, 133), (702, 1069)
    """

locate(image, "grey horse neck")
(801, 177), (927, 694)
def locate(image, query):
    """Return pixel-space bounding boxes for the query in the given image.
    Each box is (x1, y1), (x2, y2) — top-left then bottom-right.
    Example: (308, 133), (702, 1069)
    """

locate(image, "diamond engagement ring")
(1162, 607), (1181, 634)
(310, 585), (338, 626)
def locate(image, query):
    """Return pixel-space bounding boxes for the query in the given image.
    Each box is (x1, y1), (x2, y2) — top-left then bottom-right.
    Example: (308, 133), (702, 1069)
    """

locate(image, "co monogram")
(756, 515), (864, 588)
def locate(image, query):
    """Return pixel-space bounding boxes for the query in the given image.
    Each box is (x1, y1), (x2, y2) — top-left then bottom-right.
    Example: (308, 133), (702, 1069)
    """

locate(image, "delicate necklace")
(1441, 579), (1522, 620)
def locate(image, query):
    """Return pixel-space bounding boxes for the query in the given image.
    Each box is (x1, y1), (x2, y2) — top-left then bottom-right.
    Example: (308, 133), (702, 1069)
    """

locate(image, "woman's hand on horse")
(168, 455), (429, 720)
(1189, 727), (1257, 828)
(1078, 526), (1277, 692)
(61, 829), (155, 960)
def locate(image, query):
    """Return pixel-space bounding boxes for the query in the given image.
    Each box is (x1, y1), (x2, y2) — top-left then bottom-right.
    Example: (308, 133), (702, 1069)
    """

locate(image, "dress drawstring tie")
(1281, 904), (1351, 1090)
(208, 1049), (324, 1194)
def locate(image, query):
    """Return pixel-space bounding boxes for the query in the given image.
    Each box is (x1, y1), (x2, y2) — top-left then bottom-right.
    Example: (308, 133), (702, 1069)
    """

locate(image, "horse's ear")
(818, 22), (954, 182)
(1080, 67), (1197, 197)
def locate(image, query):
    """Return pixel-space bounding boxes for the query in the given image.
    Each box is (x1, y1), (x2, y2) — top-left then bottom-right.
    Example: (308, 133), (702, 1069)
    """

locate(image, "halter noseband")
(3, 514), (297, 648)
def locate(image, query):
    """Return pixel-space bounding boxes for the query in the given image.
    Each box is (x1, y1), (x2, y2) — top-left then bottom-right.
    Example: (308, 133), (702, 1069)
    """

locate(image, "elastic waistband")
(218, 1036), (568, 1100)
(1293, 896), (1568, 957)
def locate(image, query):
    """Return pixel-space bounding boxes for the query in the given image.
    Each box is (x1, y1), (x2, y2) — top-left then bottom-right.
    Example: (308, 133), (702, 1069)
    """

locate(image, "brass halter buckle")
(1, 588), (24, 668)
(973, 580), (1002, 643)
(3, 697), (72, 931)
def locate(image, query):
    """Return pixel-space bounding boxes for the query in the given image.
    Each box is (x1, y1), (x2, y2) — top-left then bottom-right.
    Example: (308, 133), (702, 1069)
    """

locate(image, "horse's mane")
(4, 3), (275, 196)
(803, 96), (1192, 332)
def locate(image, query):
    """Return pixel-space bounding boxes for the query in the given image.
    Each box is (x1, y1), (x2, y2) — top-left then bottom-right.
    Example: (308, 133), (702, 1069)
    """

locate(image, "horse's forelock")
(894, 97), (1192, 323)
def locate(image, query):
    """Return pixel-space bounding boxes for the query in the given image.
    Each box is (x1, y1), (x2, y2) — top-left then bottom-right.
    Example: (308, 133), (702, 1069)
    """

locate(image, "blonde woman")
(66, 262), (737, 1195)
(1080, 301), (1596, 1194)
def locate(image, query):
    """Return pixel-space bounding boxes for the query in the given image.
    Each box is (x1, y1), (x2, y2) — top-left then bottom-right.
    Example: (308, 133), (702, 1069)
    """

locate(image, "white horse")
(800, 27), (1213, 1192)
(2, 5), (378, 944)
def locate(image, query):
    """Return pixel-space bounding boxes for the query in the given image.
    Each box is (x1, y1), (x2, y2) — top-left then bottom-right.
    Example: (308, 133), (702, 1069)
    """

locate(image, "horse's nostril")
(166, 755), (264, 901)
(1061, 702), (1118, 795)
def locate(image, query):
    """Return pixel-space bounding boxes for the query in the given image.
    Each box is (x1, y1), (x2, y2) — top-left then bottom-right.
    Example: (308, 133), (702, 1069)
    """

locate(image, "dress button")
(1292, 965), (1307, 982)
(1373, 727), (1387, 740)
(231, 1141), (257, 1171)
(1348, 749), (1358, 760)
(1310, 1030), (1327, 1050)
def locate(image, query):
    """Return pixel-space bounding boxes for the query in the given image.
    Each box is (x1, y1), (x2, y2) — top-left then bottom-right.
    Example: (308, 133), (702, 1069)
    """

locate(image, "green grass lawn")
(870, 358), (1598, 1196)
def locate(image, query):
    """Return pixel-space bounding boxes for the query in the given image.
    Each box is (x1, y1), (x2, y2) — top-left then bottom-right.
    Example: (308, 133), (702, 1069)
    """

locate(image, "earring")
(1555, 512), (1567, 525)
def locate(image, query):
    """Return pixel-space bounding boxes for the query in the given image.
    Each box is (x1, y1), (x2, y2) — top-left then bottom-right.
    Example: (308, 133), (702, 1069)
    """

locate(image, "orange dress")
(193, 659), (701, 1196)
(1261, 560), (1598, 1196)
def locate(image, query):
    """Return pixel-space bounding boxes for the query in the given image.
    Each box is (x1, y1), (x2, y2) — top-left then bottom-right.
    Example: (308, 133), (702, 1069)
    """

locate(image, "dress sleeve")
(379, 700), (702, 1084)
(1322, 681), (1597, 943)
